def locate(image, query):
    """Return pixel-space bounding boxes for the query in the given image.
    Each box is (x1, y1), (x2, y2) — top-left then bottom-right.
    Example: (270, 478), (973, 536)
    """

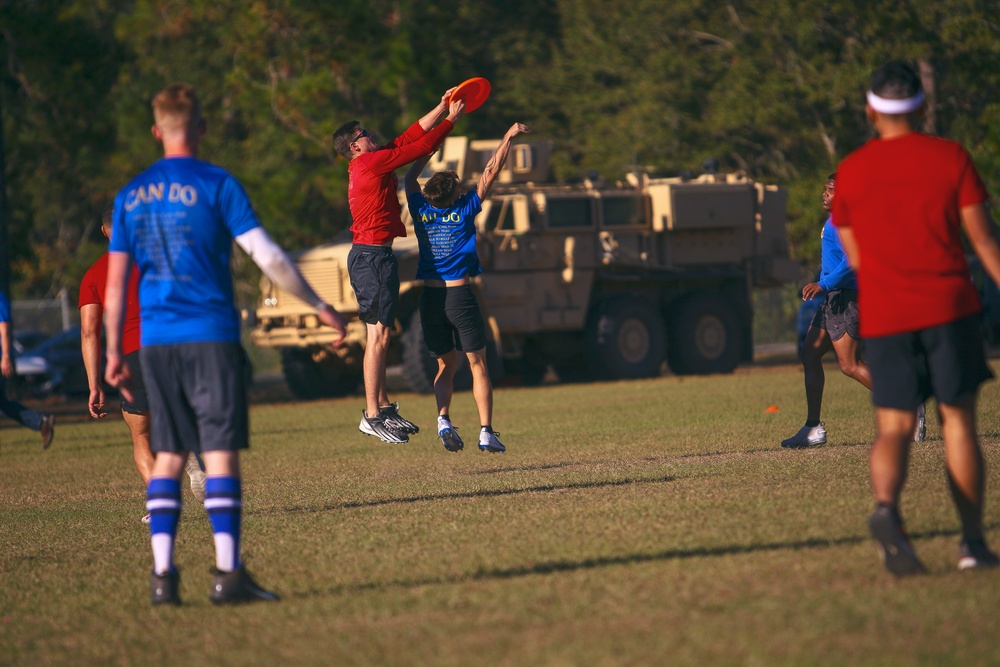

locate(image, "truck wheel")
(585, 295), (666, 379)
(402, 311), (501, 394)
(667, 293), (743, 375)
(281, 348), (361, 399)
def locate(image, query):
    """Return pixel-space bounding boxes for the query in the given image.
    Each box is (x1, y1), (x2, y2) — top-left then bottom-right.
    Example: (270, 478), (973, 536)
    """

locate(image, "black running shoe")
(209, 566), (280, 605)
(380, 402), (420, 434)
(958, 538), (1000, 571)
(359, 410), (408, 443)
(151, 569), (181, 606)
(867, 505), (926, 576)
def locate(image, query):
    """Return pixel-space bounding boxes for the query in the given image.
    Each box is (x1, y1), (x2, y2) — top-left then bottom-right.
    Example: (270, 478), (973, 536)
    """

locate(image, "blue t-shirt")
(818, 216), (857, 292)
(110, 157), (261, 346)
(0, 291), (9, 362)
(407, 191), (483, 281)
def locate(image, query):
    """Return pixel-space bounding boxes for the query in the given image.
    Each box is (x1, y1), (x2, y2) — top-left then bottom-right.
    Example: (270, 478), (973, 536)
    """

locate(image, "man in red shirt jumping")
(834, 61), (1000, 575)
(80, 205), (206, 522)
(333, 90), (466, 443)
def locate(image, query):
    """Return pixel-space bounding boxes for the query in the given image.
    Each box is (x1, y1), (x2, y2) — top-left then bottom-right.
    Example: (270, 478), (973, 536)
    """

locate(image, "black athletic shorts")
(811, 289), (860, 342)
(140, 342), (250, 454)
(121, 350), (149, 415)
(419, 285), (487, 356)
(348, 244), (400, 327)
(866, 314), (993, 409)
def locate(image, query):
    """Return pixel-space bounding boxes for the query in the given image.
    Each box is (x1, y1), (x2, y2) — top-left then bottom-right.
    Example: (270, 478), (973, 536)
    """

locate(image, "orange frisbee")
(450, 77), (491, 113)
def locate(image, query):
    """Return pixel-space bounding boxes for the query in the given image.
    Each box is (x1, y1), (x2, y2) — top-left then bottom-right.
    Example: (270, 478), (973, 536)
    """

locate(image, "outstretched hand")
(447, 98), (466, 124)
(440, 87), (457, 109)
(505, 123), (532, 139)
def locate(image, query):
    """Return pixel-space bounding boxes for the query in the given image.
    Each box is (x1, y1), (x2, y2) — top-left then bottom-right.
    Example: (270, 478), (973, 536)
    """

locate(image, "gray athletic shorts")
(121, 350), (149, 415)
(140, 342), (250, 454)
(811, 289), (860, 342)
(348, 244), (400, 327)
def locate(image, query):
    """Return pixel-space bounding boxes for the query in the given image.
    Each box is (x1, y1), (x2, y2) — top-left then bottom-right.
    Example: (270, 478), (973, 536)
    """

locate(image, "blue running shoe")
(438, 417), (464, 452)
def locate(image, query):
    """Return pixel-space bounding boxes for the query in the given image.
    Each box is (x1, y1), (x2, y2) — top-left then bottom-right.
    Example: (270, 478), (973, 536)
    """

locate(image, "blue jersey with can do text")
(407, 190), (482, 281)
(110, 157), (260, 346)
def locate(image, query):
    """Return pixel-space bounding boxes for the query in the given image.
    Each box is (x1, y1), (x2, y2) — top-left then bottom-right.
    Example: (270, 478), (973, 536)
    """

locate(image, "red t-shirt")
(833, 133), (989, 337)
(79, 253), (142, 355)
(348, 119), (454, 245)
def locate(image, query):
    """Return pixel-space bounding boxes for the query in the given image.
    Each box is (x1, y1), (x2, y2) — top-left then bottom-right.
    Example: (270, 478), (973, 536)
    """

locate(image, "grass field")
(3, 359), (1000, 666)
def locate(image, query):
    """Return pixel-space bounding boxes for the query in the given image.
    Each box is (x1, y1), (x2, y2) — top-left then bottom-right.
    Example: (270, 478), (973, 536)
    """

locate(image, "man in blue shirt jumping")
(404, 122), (531, 454)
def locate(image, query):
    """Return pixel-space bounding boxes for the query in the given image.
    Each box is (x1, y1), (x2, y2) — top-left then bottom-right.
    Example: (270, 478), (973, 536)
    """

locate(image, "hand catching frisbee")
(449, 77), (491, 113)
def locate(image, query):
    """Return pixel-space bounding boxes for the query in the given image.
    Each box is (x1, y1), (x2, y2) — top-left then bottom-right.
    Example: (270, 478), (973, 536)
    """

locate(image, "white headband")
(866, 90), (925, 114)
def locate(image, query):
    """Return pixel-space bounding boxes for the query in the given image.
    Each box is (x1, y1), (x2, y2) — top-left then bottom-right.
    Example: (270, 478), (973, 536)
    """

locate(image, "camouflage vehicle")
(250, 137), (798, 398)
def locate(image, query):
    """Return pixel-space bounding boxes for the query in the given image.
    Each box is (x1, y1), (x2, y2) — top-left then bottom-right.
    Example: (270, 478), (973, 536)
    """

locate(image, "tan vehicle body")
(251, 137), (798, 398)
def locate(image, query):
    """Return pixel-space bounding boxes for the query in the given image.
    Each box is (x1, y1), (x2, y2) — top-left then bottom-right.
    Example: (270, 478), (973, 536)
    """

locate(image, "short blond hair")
(152, 83), (203, 134)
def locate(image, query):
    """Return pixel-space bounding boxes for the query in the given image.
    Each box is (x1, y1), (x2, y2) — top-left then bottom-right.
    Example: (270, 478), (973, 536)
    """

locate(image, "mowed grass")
(3, 359), (1000, 666)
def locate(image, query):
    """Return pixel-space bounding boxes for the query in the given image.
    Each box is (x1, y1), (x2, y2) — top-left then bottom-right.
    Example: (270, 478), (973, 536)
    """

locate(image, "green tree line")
(2, 0), (998, 307)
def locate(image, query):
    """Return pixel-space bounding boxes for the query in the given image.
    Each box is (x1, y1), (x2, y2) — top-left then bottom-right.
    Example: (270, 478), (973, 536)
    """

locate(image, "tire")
(585, 295), (666, 379)
(281, 347), (361, 399)
(667, 292), (743, 375)
(401, 311), (501, 394)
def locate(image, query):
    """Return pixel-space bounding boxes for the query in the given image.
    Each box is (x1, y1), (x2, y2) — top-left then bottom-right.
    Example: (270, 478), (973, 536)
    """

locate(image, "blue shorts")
(140, 342), (250, 454)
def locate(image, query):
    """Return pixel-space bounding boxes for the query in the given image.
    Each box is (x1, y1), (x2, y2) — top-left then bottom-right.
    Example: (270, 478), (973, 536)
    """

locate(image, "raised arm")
(367, 99), (466, 176)
(477, 123), (532, 201)
(405, 154), (433, 196)
(417, 87), (458, 131)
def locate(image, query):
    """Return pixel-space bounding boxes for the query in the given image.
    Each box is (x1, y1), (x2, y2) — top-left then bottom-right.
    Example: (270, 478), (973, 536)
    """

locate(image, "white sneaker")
(478, 429), (506, 454)
(185, 453), (207, 503)
(914, 403), (927, 443)
(781, 422), (827, 448)
(438, 417), (464, 452)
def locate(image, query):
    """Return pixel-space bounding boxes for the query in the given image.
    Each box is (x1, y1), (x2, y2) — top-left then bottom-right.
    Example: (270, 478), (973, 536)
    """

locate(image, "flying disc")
(450, 77), (491, 113)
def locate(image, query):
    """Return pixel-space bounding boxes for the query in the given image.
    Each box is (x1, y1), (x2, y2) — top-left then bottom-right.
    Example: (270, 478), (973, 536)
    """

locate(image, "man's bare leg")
(939, 398), (985, 540)
(122, 410), (154, 486)
(867, 407), (926, 575)
(434, 350), (458, 417)
(466, 348), (493, 428)
(830, 334), (873, 390)
(870, 407), (916, 505)
(801, 326), (833, 422)
(363, 322), (392, 418)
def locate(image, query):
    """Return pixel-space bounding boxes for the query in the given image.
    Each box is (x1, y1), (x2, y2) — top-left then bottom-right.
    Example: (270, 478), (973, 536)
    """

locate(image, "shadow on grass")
(263, 475), (675, 515)
(292, 522), (997, 599)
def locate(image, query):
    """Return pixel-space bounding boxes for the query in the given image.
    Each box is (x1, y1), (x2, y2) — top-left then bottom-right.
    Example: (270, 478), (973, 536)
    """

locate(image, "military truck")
(249, 136), (799, 398)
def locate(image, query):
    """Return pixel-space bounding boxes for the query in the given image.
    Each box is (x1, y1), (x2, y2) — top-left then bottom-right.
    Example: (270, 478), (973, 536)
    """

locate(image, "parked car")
(14, 326), (93, 397)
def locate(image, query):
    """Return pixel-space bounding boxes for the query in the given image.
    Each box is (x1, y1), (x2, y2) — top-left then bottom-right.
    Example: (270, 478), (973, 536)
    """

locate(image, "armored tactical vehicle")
(249, 136), (799, 398)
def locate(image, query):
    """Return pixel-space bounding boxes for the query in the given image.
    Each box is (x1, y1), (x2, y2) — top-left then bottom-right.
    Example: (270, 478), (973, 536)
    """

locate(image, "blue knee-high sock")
(205, 476), (242, 572)
(147, 478), (182, 575)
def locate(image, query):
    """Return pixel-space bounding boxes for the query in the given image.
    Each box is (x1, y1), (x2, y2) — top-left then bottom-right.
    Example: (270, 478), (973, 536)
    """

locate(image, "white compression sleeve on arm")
(235, 227), (325, 308)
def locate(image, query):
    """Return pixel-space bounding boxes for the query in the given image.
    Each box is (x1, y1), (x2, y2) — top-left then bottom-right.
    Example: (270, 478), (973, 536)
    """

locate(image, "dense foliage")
(2, 0), (998, 301)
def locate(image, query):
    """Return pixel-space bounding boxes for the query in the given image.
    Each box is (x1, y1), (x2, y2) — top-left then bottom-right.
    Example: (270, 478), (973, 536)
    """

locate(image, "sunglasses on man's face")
(351, 129), (373, 143)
